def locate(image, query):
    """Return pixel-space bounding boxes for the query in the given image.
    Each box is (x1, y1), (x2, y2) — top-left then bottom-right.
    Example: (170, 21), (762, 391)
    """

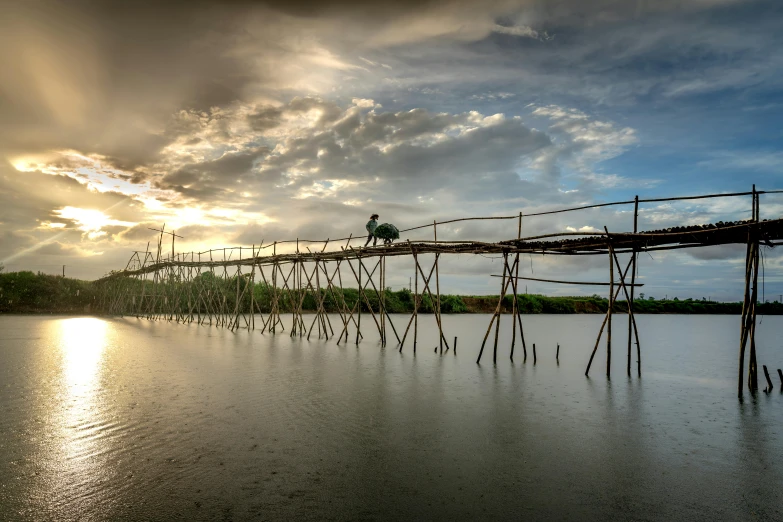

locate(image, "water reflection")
(61, 318), (107, 392)
(53, 318), (111, 514)
(2, 314), (781, 520)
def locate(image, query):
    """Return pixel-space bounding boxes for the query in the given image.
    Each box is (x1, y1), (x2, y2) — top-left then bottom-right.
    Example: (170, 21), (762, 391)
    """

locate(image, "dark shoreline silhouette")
(2, 270), (782, 316)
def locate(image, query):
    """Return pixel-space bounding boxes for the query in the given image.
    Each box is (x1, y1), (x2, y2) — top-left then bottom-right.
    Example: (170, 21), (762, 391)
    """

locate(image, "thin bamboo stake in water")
(628, 196), (638, 377)
(762, 365), (773, 392)
(607, 247), (613, 378)
(434, 221), (443, 354)
(511, 212), (521, 359)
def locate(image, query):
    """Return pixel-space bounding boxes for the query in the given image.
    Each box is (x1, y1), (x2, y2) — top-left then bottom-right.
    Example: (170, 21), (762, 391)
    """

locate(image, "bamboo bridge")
(96, 187), (783, 397)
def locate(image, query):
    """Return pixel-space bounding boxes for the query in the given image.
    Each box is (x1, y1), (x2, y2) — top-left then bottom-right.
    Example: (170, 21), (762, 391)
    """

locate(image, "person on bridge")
(365, 214), (379, 247)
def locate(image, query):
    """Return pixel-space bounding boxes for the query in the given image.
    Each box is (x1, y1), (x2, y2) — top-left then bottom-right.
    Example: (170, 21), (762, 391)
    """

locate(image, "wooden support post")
(413, 253), (450, 351)
(586, 285), (623, 376)
(402, 250), (420, 353)
(313, 258), (325, 340)
(380, 255), (386, 346)
(738, 230), (752, 397)
(556, 343), (560, 361)
(356, 252), (362, 346)
(234, 265), (240, 331)
(748, 189), (760, 393)
(629, 195), (639, 377)
(739, 187), (760, 396)
(434, 221), (443, 354)
(607, 247), (613, 378)
(586, 256), (633, 377)
(511, 212), (523, 360)
(251, 245), (256, 330)
(324, 260), (359, 344)
(762, 365), (773, 393)
(454, 337), (457, 355)
(533, 343), (537, 364)
(357, 256), (401, 346)
(493, 252), (508, 364)
(748, 238), (759, 392)
(605, 227), (643, 378)
(414, 253), (418, 352)
(292, 258), (298, 336)
(778, 369), (783, 388)
(344, 252), (384, 343)
(477, 255), (513, 364)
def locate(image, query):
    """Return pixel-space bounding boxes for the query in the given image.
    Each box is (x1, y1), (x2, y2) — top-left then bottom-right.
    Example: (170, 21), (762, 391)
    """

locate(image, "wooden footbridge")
(96, 187), (783, 397)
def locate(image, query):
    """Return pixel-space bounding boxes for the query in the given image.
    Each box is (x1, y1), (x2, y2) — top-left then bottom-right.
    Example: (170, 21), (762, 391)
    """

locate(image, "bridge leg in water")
(739, 189), (760, 397)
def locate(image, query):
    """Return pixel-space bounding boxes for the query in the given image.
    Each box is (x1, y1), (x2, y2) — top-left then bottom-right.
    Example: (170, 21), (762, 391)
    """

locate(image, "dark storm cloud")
(159, 147), (270, 194)
(247, 107), (285, 132)
(118, 223), (162, 243)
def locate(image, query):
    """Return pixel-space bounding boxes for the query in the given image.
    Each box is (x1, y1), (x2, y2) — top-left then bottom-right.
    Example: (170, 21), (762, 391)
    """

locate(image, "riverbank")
(0, 271), (96, 314)
(2, 270), (782, 315)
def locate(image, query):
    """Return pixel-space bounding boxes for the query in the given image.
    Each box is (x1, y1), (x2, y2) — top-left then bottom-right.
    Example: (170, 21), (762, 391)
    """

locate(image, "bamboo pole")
(739, 187), (759, 396)
(763, 365), (773, 392)
(251, 244), (256, 330)
(629, 196), (639, 376)
(356, 251), (362, 345)
(738, 230), (753, 397)
(348, 254), (384, 342)
(748, 189), (760, 392)
(380, 255), (386, 346)
(408, 253), (450, 351)
(605, 229), (642, 376)
(337, 258), (353, 343)
(414, 251), (418, 353)
(477, 256), (513, 364)
(607, 246), (613, 378)
(493, 253), (509, 364)
(585, 256), (633, 376)
(748, 225), (760, 392)
(309, 258), (325, 340)
(322, 260), (360, 343)
(355, 255), (401, 345)
(586, 284), (624, 376)
(511, 212), (521, 359)
(401, 249), (437, 350)
(508, 256), (527, 360)
(434, 221), (443, 354)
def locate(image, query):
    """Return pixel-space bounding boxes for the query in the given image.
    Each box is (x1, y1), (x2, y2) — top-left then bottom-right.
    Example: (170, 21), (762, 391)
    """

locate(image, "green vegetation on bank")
(1, 270), (782, 315)
(0, 271), (99, 313)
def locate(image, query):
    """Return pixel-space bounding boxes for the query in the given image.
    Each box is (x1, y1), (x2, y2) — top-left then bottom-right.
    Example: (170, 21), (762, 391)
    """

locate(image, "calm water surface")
(1, 314), (782, 521)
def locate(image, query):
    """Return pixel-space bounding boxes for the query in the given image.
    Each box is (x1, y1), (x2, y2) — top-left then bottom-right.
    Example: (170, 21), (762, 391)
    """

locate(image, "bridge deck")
(100, 218), (783, 280)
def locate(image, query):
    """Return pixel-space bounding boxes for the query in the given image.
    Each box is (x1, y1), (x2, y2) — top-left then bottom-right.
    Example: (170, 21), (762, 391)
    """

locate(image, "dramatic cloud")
(0, 0), (780, 298)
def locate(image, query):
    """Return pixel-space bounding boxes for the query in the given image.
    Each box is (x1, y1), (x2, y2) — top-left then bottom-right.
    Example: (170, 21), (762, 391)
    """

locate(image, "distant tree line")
(1, 270), (782, 315)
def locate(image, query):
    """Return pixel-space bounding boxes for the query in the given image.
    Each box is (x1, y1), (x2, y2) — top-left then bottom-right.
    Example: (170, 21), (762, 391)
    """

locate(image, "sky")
(1, 0), (782, 301)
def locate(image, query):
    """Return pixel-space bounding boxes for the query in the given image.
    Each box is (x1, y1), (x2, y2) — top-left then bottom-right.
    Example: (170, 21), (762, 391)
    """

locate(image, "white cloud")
(492, 24), (545, 40)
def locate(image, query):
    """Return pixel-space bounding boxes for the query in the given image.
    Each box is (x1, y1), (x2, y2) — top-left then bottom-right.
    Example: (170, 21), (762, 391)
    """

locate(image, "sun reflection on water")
(61, 318), (108, 391)
(52, 317), (112, 507)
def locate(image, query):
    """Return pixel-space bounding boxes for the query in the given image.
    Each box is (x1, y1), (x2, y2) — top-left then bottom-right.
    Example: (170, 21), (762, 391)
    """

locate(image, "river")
(1, 314), (781, 521)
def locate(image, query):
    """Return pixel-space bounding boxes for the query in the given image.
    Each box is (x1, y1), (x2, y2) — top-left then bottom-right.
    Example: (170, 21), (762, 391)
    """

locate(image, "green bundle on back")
(373, 223), (400, 244)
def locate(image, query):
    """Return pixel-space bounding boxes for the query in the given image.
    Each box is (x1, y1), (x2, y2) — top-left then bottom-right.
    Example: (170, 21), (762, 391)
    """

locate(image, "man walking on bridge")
(365, 214), (379, 247)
